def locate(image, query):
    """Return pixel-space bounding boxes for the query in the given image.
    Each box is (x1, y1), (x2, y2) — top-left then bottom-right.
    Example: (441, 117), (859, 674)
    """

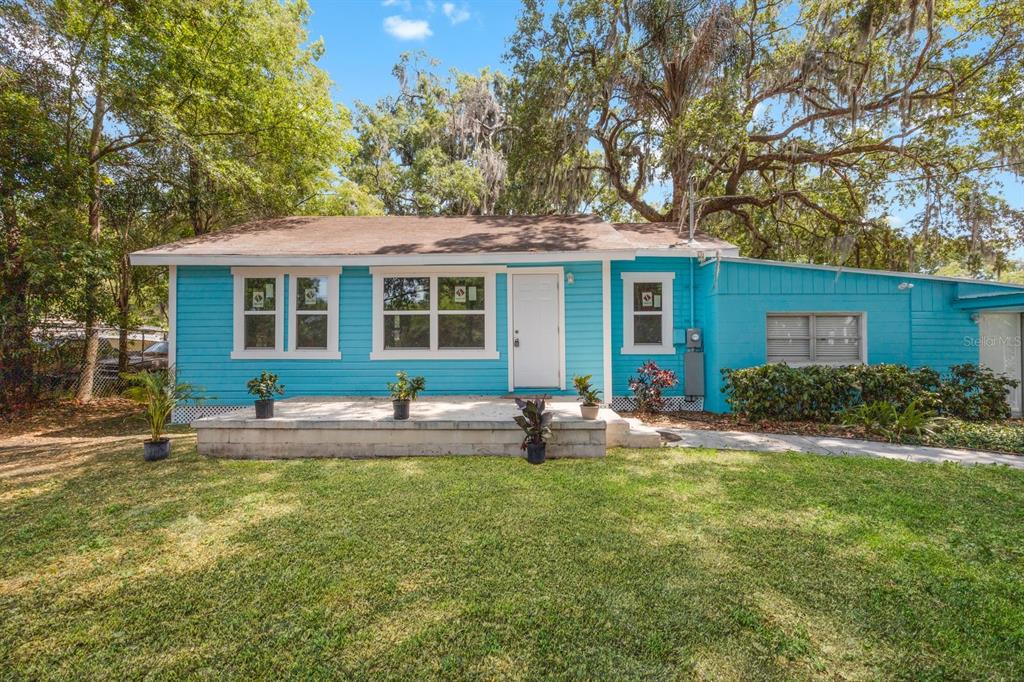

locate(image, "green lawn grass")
(2, 434), (1023, 679)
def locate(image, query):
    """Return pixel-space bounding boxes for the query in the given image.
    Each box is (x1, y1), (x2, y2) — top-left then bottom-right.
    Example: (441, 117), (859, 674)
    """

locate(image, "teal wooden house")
(130, 215), (1024, 420)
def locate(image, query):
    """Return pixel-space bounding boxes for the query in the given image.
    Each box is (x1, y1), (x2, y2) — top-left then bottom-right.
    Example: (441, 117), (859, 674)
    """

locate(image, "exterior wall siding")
(175, 257), (1003, 414)
(702, 261), (982, 412)
(175, 263), (605, 405)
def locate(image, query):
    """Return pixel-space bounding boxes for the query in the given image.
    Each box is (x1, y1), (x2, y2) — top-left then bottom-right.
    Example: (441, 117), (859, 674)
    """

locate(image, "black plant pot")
(526, 442), (546, 464)
(392, 399), (410, 420)
(144, 438), (171, 462)
(254, 399), (274, 419)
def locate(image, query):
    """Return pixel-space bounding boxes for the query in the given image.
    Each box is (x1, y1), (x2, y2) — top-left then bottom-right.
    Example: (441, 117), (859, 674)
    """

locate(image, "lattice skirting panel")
(610, 396), (704, 412)
(172, 404), (248, 424)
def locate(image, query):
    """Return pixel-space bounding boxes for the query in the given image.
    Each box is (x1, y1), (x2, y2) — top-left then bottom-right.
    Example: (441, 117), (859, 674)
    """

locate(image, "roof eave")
(129, 249), (639, 267)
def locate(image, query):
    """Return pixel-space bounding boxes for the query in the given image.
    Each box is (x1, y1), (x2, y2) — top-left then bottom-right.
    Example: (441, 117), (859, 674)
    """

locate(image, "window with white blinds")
(766, 313), (863, 364)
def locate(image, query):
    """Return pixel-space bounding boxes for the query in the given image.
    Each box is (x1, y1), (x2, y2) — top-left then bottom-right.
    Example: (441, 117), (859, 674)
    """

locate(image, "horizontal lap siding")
(176, 263), (605, 405)
(611, 257), (699, 398)
(704, 261), (984, 412)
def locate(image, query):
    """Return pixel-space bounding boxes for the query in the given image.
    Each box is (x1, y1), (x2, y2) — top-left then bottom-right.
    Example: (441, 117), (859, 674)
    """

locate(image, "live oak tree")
(507, 0), (1024, 263)
(351, 54), (511, 216)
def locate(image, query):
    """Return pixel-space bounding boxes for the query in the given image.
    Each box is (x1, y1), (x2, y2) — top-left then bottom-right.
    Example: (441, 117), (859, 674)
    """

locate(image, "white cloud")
(442, 2), (471, 24)
(383, 15), (433, 40)
(382, 0), (412, 9)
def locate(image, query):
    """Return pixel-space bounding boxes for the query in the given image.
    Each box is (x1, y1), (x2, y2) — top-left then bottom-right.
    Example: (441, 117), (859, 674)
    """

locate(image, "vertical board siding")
(175, 263), (605, 404)
(702, 261), (984, 412)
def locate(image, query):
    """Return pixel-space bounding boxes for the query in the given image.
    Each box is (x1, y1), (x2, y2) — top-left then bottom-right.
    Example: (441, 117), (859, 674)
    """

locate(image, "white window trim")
(765, 312), (867, 366)
(370, 267), (500, 360)
(231, 267), (341, 360)
(232, 267), (285, 359)
(287, 267), (341, 359)
(621, 272), (675, 355)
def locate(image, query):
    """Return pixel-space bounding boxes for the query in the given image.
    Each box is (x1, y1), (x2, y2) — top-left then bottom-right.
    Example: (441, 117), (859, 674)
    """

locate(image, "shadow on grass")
(2, 444), (1023, 678)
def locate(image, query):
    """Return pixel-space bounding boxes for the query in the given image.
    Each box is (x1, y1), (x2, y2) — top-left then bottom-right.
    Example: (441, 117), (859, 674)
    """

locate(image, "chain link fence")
(13, 321), (168, 400)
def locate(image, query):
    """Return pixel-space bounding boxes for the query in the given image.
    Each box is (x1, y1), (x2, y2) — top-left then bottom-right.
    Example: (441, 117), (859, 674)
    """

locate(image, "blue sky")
(306, 0), (1022, 257)
(307, 0), (521, 109)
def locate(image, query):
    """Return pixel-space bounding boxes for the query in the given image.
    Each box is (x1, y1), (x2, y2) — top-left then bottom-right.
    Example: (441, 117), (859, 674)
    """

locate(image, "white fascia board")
(130, 250), (638, 267)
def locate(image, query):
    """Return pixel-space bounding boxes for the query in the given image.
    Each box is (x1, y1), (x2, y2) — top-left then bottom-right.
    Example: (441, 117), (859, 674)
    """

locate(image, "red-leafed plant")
(628, 361), (678, 414)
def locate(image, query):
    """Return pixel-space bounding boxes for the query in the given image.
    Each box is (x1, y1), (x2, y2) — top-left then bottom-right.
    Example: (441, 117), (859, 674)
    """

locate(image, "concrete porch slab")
(192, 397), (646, 459)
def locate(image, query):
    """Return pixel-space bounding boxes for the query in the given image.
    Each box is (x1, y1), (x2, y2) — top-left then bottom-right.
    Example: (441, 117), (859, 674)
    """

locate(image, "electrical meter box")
(685, 327), (703, 350)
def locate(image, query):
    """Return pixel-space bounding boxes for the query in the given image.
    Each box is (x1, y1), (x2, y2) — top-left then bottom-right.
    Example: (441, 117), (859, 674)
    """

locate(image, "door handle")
(513, 337), (520, 347)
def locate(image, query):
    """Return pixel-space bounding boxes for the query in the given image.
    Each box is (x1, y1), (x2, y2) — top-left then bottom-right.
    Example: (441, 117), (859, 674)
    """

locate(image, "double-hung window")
(288, 269), (340, 358)
(231, 267), (339, 359)
(766, 313), (864, 365)
(372, 269), (497, 359)
(621, 272), (674, 354)
(233, 269), (284, 358)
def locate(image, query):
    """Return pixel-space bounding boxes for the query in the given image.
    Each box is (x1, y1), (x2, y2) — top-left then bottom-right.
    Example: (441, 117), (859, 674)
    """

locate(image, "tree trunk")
(116, 249), (131, 373)
(76, 69), (107, 402)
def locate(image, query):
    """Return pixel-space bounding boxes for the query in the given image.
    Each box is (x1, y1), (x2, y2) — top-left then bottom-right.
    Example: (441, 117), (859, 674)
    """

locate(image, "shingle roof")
(132, 215), (637, 258)
(130, 214), (742, 263)
(612, 222), (740, 254)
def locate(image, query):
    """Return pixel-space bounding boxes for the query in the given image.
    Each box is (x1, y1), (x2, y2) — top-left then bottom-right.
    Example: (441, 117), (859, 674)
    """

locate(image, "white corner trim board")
(167, 265), (177, 370)
(620, 271), (675, 355)
(602, 259), (613, 403)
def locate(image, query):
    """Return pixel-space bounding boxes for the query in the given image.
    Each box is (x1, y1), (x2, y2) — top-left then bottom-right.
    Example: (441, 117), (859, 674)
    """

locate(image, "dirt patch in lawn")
(0, 399), (194, 490)
(0, 398), (144, 439)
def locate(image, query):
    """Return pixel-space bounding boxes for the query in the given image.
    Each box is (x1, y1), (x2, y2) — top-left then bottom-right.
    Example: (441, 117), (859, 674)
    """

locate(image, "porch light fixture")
(971, 312), (981, 323)
(897, 282), (914, 291)
(566, 272), (574, 284)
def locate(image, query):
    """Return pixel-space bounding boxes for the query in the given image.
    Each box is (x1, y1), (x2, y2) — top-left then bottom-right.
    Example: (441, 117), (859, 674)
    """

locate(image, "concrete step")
(605, 416), (662, 448)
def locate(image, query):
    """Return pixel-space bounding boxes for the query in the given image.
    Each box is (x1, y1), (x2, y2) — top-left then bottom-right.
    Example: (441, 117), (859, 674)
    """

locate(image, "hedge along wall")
(701, 260), (980, 412)
(722, 363), (1015, 422)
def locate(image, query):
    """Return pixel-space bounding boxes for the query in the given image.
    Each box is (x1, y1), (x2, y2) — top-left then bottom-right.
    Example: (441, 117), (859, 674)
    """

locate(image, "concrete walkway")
(658, 427), (1024, 468)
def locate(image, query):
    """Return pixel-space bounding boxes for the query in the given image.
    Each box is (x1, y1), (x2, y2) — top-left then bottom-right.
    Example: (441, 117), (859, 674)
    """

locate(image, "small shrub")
(843, 399), (940, 442)
(246, 371), (285, 401)
(628, 361), (678, 414)
(513, 398), (553, 448)
(125, 370), (205, 443)
(937, 364), (1018, 421)
(387, 371), (426, 401)
(572, 374), (602, 406)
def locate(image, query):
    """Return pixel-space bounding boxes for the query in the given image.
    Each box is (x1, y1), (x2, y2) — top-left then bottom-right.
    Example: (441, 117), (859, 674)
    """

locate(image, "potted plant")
(246, 371), (284, 418)
(514, 398), (553, 464)
(387, 371), (426, 420)
(125, 370), (204, 461)
(572, 374), (602, 419)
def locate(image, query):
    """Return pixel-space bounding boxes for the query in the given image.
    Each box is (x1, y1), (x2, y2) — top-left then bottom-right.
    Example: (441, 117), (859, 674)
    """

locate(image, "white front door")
(511, 272), (561, 388)
(979, 313), (1023, 416)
